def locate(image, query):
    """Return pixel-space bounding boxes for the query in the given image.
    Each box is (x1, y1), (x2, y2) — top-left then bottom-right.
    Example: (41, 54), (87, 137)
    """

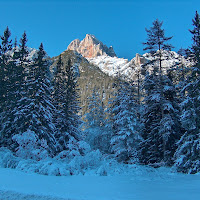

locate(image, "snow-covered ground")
(1, 166), (200, 200)
(0, 190), (68, 200)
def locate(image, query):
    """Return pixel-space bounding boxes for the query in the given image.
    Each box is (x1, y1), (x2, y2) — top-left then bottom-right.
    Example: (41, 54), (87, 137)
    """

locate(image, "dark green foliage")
(0, 27), (12, 64)
(53, 55), (68, 151)
(189, 11), (200, 63)
(14, 32), (29, 63)
(0, 29), (27, 150)
(175, 11), (200, 173)
(143, 19), (173, 74)
(140, 20), (181, 167)
(0, 27), (13, 110)
(2, 32), (30, 146)
(53, 55), (81, 153)
(143, 19), (173, 54)
(109, 78), (141, 163)
(14, 37), (17, 50)
(64, 59), (81, 139)
(0, 27), (14, 148)
(140, 69), (181, 166)
(12, 43), (57, 155)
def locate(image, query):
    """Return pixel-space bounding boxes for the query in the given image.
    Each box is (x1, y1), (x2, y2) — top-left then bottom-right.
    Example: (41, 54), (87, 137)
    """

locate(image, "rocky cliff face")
(135, 53), (146, 66)
(67, 34), (116, 58)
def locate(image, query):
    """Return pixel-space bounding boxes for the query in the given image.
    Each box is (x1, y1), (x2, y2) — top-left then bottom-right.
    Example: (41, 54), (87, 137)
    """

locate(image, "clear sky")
(0, 0), (200, 60)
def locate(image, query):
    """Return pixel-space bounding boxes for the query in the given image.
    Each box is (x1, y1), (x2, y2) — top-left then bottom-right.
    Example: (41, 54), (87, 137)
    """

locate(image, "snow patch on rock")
(87, 50), (191, 80)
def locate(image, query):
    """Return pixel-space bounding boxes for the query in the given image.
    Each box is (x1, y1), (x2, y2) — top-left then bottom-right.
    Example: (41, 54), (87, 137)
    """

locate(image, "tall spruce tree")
(0, 27), (13, 113)
(0, 27), (12, 64)
(53, 55), (70, 152)
(190, 11), (200, 63)
(65, 59), (81, 139)
(175, 11), (200, 173)
(140, 19), (180, 166)
(14, 31), (29, 64)
(13, 43), (56, 155)
(109, 78), (140, 163)
(143, 19), (173, 75)
(0, 27), (14, 148)
(65, 59), (81, 140)
(53, 56), (81, 154)
(1, 32), (30, 150)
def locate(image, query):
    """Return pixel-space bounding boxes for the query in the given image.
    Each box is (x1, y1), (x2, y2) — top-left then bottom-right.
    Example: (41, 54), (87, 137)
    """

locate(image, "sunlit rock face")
(67, 34), (116, 58)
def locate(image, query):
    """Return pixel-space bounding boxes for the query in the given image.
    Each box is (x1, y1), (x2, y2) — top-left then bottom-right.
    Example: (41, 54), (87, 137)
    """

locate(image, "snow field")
(0, 190), (69, 200)
(0, 148), (200, 200)
(0, 167), (200, 200)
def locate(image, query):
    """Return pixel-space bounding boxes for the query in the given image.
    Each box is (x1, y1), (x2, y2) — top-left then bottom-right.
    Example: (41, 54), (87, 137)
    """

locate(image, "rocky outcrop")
(67, 34), (116, 58)
(135, 53), (147, 66)
(68, 39), (81, 50)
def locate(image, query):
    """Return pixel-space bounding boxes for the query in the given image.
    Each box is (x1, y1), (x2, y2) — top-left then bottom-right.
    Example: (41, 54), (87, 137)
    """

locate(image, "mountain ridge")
(65, 34), (191, 81)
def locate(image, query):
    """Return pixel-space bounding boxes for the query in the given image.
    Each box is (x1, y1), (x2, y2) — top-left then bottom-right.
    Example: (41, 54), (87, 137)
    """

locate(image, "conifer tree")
(0, 27), (13, 112)
(175, 11), (200, 173)
(140, 19), (180, 166)
(1, 32), (30, 150)
(53, 56), (81, 154)
(12, 43), (56, 155)
(140, 69), (181, 166)
(109, 79), (140, 163)
(14, 31), (29, 64)
(190, 11), (200, 63)
(53, 55), (70, 152)
(64, 59), (81, 141)
(0, 27), (12, 64)
(143, 19), (173, 75)
(0, 27), (13, 148)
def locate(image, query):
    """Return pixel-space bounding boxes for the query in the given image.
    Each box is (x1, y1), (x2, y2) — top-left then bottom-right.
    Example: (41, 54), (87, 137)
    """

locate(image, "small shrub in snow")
(69, 150), (103, 174)
(78, 141), (91, 155)
(56, 140), (91, 161)
(12, 130), (49, 161)
(0, 148), (20, 169)
(38, 161), (60, 176)
(56, 137), (83, 161)
(96, 165), (108, 176)
(0, 147), (158, 177)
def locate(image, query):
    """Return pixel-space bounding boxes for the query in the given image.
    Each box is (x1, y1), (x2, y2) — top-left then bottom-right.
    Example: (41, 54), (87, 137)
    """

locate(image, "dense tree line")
(0, 29), (81, 158)
(1, 11), (200, 174)
(132, 11), (200, 173)
(85, 11), (200, 173)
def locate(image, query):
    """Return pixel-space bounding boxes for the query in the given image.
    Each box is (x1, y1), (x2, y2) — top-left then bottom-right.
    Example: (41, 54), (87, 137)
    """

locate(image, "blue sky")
(0, 0), (200, 59)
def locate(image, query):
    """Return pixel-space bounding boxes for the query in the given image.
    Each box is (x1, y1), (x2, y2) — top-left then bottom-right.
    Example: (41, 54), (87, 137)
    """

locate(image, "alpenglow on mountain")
(66, 34), (189, 81)
(67, 34), (116, 58)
